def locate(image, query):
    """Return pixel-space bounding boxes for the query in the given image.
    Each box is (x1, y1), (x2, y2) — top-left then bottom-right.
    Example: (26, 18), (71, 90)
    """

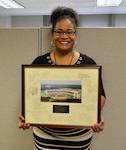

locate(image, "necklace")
(54, 51), (74, 65)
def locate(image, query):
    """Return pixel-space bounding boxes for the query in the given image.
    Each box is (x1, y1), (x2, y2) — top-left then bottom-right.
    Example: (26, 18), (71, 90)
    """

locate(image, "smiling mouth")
(60, 41), (69, 45)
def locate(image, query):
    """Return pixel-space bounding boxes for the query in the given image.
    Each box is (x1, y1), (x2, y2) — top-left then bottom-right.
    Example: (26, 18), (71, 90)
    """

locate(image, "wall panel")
(0, 28), (39, 150)
(41, 27), (126, 150)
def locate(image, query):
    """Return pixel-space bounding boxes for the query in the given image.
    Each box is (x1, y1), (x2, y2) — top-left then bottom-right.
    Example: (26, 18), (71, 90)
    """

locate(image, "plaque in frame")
(22, 65), (101, 128)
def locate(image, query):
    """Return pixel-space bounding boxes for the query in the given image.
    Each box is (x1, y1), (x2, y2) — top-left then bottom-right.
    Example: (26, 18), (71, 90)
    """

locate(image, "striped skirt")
(33, 127), (93, 150)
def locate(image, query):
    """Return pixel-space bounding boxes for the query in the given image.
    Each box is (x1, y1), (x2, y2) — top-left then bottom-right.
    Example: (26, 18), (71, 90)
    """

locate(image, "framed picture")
(22, 65), (101, 127)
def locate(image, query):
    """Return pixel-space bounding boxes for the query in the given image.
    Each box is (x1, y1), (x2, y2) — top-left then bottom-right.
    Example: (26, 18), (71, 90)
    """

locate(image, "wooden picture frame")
(22, 65), (101, 127)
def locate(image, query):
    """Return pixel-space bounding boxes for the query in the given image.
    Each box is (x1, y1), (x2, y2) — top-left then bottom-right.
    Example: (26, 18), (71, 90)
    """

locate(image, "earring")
(74, 41), (77, 48)
(51, 41), (55, 47)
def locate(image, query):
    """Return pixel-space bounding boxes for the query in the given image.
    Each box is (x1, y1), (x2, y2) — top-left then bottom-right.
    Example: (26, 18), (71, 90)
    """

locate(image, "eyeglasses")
(54, 29), (75, 36)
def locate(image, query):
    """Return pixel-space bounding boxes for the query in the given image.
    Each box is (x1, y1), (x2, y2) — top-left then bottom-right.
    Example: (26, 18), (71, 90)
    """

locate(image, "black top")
(32, 52), (96, 65)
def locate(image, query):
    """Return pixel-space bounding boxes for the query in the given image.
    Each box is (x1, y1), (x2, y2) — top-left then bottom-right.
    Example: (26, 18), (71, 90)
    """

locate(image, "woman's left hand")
(91, 116), (104, 132)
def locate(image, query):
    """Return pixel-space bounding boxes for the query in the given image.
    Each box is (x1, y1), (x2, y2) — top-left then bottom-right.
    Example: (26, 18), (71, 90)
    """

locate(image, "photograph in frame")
(22, 65), (101, 128)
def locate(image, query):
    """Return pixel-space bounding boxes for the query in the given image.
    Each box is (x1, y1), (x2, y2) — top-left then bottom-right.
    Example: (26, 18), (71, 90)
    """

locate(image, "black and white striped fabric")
(33, 127), (92, 150)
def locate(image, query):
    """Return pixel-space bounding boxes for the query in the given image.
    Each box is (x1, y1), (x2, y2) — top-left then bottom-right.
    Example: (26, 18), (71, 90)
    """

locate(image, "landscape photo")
(40, 80), (82, 103)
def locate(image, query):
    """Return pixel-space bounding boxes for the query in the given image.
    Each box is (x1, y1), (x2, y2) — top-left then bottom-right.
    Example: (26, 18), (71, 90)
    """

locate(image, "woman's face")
(52, 19), (76, 52)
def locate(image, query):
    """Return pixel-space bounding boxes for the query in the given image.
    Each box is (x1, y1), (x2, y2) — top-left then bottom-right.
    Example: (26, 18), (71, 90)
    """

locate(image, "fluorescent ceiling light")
(0, 0), (24, 8)
(97, 0), (122, 7)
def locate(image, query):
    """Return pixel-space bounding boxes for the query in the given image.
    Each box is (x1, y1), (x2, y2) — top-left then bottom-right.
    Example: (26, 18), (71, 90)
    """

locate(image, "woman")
(19, 6), (106, 150)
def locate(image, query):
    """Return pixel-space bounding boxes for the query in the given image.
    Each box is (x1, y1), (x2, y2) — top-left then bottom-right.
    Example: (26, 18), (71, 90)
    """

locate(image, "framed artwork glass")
(22, 65), (101, 127)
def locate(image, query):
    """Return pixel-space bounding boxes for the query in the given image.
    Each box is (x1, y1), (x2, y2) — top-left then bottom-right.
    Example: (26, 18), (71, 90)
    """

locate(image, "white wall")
(79, 14), (110, 27)
(112, 14), (126, 26)
(0, 16), (11, 27)
(1, 14), (126, 27)
(11, 16), (43, 27)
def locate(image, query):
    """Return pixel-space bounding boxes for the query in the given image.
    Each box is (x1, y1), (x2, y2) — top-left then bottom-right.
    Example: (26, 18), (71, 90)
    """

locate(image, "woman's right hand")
(18, 112), (31, 129)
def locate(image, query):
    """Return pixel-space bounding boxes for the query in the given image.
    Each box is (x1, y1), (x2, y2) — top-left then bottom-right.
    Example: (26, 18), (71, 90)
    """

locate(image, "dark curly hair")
(50, 6), (79, 33)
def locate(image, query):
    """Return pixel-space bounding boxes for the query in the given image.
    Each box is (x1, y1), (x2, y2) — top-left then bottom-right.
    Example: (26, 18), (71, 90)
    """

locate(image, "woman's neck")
(54, 50), (74, 65)
(55, 49), (74, 56)
(50, 50), (80, 65)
